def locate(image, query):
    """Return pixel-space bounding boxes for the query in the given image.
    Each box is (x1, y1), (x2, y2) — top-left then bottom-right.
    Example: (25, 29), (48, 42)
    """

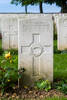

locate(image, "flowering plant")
(0, 51), (23, 94)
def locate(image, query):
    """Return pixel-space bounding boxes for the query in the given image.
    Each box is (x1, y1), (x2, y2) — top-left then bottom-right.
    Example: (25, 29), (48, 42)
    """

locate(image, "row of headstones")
(0, 14), (67, 85)
(0, 14), (67, 51)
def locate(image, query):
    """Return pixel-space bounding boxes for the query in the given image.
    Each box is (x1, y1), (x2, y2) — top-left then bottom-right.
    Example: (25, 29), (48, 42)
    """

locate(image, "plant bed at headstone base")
(0, 51), (67, 99)
(0, 50), (67, 99)
(0, 84), (67, 99)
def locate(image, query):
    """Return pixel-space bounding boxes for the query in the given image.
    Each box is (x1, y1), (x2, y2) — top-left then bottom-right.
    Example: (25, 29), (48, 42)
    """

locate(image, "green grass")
(54, 53), (67, 80)
(44, 97), (67, 100)
(54, 40), (67, 80)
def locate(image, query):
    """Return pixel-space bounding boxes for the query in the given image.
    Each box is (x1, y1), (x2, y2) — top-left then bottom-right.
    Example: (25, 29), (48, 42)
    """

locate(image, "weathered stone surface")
(18, 14), (53, 86)
(1, 17), (18, 49)
(57, 14), (67, 50)
(0, 14), (44, 49)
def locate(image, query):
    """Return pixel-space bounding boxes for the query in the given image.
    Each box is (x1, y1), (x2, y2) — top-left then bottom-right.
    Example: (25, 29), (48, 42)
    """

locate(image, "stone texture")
(0, 14), (46, 49)
(1, 16), (18, 49)
(57, 14), (67, 50)
(18, 14), (53, 86)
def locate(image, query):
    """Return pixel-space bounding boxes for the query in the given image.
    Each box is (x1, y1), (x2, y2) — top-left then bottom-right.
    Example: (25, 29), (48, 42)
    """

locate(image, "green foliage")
(11, 0), (44, 13)
(53, 22), (57, 40)
(11, 0), (43, 6)
(44, 97), (67, 100)
(0, 67), (23, 94)
(54, 80), (67, 94)
(0, 50), (22, 94)
(11, 0), (67, 13)
(9, 49), (18, 55)
(0, 39), (2, 49)
(54, 40), (61, 54)
(35, 79), (51, 91)
(11, 0), (67, 7)
(0, 49), (4, 55)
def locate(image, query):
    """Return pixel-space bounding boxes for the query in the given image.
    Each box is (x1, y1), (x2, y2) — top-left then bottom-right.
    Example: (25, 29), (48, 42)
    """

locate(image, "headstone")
(57, 14), (67, 50)
(1, 17), (18, 49)
(18, 14), (53, 86)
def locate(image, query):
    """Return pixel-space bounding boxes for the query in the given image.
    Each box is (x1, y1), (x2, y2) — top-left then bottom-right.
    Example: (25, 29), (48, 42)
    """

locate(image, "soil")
(0, 86), (67, 100)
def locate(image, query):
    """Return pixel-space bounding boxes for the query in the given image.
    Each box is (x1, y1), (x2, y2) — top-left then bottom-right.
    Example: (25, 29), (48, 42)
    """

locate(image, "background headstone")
(57, 14), (67, 50)
(1, 17), (18, 49)
(18, 14), (53, 86)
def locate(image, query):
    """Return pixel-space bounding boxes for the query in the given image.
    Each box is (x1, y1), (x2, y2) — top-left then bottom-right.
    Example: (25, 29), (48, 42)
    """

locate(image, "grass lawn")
(36, 97), (67, 100)
(37, 97), (67, 100)
(54, 53), (67, 80)
(54, 40), (67, 81)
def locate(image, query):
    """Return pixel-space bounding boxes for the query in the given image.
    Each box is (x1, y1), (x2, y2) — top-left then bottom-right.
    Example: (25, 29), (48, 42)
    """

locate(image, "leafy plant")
(0, 49), (4, 55)
(35, 79), (51, 91)
(54, 80), (67, 94)
(0, 51), (23, 94)
(0, 66), (23, 94)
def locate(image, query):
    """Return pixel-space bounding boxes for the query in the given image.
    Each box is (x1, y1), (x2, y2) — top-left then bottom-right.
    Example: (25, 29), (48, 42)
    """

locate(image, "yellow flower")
(8, 79), (10, 82)
(5, 52), (11, 59)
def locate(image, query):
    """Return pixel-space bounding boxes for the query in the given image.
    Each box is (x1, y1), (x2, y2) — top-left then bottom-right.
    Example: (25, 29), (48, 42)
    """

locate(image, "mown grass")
(54, 53), (67, 80)
(44, 97), (67, 100)
(54, 40), (67, 80)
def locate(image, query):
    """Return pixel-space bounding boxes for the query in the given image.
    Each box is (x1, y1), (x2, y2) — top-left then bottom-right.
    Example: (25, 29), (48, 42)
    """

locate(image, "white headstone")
(57, 14), (67, 50)
(18, 14), (53, 85)
(1, 17), (18, 49)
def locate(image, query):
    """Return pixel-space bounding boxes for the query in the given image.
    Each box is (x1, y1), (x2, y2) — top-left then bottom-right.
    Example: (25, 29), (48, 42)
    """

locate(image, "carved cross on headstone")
(2, 24), (17, 49)
(21, 34), (44, 76)
(8, 24), (17, 48)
